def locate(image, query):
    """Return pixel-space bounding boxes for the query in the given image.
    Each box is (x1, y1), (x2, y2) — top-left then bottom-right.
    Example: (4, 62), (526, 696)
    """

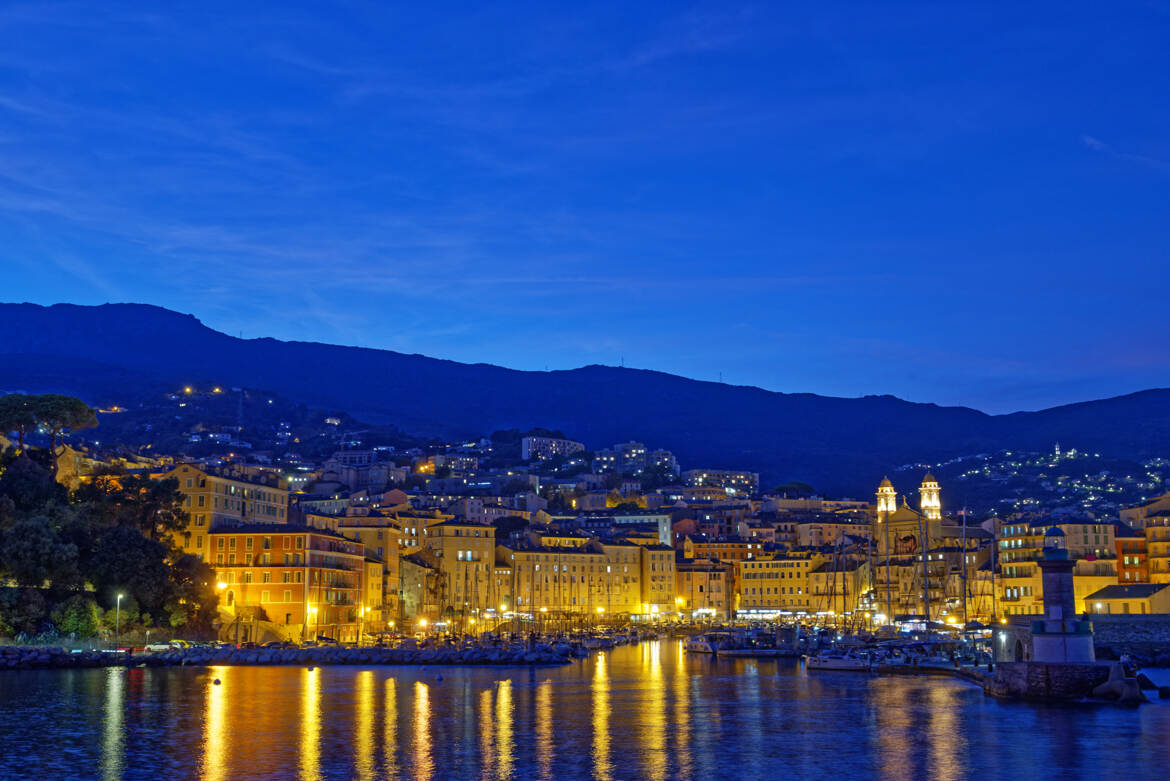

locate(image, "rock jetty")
(1, 643), (582, 670)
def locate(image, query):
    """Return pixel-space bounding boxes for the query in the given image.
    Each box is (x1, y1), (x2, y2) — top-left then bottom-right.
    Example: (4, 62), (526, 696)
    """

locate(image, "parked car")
(144, 640), (188, 653)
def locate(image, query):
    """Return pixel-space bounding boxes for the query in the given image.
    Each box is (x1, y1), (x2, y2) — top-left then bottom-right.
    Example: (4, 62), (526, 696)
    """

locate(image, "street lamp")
(309, 606), (318, 643)
(115, 593), (124, 650)
(358, 606), (366, 647)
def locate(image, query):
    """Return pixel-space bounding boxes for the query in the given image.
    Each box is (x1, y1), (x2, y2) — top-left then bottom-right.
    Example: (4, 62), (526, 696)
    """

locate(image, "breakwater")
(0, 643), (582, 670)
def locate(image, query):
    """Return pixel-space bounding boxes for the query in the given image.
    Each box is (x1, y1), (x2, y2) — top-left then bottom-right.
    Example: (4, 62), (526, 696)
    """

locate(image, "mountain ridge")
(2, 302), (1169, 495)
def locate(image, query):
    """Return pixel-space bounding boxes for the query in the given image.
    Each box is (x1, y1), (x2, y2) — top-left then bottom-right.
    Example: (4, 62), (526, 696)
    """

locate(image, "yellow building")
(639, 544), (675, 614)
(675, 557), (733, 620)
(163, 463), (289, 561)
(335, 511), (403, 624)
(1084, 583), (1170, 615)
(736, 551), (825, 616)
(494, 536), (651, 619)
(420, 520), (496, 630)
(1118, 495), (1170, 583)
(209, 524), (365, 644)
(808, 561), (866, 618)
(361, 558), (385, 635)
(999, 558), (1118, 616)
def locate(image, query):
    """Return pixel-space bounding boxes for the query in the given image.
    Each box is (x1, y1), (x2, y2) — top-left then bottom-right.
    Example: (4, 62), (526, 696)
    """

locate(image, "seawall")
(0, 644), (580, 670)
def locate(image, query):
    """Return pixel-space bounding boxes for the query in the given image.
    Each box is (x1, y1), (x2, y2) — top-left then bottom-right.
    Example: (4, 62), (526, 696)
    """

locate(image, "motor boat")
(804, 650), (872, 671)
(685, 631), (733, 654)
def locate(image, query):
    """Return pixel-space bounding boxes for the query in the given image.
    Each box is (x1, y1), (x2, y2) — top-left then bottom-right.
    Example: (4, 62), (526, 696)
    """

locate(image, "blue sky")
(1, 1), (1168, 413)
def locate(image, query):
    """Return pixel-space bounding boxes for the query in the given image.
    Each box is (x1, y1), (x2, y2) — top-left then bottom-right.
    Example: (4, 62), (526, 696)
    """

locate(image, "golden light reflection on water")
(672, 641), (693, 780)
(642, 641), (667, 781)
(536, 680), (553, 780)
(354, 670), (375, 781)
(926, 682), (962, 780)
(101, 668), (124, 781)
(300, 669), (321, 781)
(202, 667), (228, 781)
(592, 652), (613, 781)
(495, 680), (515, 779)
(383, 677), (399, 778)
(479, 688), (495, 772)
(413, 681), (434, 780)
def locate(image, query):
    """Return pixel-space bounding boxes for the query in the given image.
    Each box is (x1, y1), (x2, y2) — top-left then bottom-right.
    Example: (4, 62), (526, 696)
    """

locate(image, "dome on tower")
(922, 472), (937, 483)
(879, 477), (893, 488)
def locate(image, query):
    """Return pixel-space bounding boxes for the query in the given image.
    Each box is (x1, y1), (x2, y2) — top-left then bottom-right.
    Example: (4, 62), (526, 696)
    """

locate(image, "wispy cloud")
(1082, 134), (1170, 173)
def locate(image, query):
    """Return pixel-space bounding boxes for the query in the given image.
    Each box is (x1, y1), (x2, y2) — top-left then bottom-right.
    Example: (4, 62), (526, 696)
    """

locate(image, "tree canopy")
(0, 397), (216, 640)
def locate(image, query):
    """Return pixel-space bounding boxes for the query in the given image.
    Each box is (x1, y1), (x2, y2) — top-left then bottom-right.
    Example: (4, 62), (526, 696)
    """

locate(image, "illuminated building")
(638, 544), (675, 614)
(1114, 522), (1148, 583)
(1119, 493), (1170, 583)
(521, 435), (585, 462)
(164, 463), (290, 561)
(674, 556), (732, 619)
(735, 551), (825, 616)
(919, 473), (941, 521)
(1084, 583), (1170, 615)
(420, 521), (497, 629)
(495, 534), (655, 619)
(335, 511), (403, 625)
(876, 477), (897, 516)
(209, 524), (365, 643)
(682, 535), (764, 563)
(680, 468), (759, 496)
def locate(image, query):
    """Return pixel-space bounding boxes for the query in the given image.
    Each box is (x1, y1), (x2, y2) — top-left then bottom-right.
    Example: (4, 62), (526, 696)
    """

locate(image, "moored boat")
(804, 650), (872, 671)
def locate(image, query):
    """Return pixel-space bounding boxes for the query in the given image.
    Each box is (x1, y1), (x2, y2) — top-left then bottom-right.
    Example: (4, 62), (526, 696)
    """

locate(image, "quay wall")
(996, 616), (1170, 665)
(984, 662), (1111, 701)
(0, 644), (580, 671)
(1090, 615), (1170, 664)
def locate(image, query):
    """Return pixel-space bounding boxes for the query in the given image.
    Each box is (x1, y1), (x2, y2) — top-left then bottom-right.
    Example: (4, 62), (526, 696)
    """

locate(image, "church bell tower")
(876, 477), (897, 515)
(919, 473), (941, 520)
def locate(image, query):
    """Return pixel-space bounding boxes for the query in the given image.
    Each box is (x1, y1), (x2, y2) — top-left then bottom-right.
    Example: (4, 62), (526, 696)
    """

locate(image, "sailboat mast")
(961, 507), (969, 627)
(918, 512), (930, 624)
(884, 510), (892, 621)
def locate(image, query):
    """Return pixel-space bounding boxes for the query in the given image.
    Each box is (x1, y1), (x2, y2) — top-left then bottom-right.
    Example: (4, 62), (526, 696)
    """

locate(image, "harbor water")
(1, 640), (1168, 780)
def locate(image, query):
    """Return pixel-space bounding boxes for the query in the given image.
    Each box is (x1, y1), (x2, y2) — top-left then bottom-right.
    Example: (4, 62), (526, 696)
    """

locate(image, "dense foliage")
(0, 394), (217, 642)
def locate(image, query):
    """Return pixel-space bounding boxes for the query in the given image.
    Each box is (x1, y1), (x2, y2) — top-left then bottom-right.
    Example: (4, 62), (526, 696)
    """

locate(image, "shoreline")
(0, 643), (582, 670)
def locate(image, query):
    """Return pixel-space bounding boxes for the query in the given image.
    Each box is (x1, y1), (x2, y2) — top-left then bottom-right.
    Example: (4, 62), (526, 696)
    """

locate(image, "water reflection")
(673, 643), (693, 780)
(927, 680), (962, 779)
(592, 651), (613, 780)
(355, 670), (375, 781)
(300, 669), (320, 780)
(479, 687), (494, 772)
(202, 667), (227, 781)
(536, 680), (553, 780)
(101, 668), (124, 781)
(496, 679), (515, 778)
(413, 680), (433, 780)
(642, 642), (667, 781)
(382, 677), (399, 778)
(5, 644), (1170, 781)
